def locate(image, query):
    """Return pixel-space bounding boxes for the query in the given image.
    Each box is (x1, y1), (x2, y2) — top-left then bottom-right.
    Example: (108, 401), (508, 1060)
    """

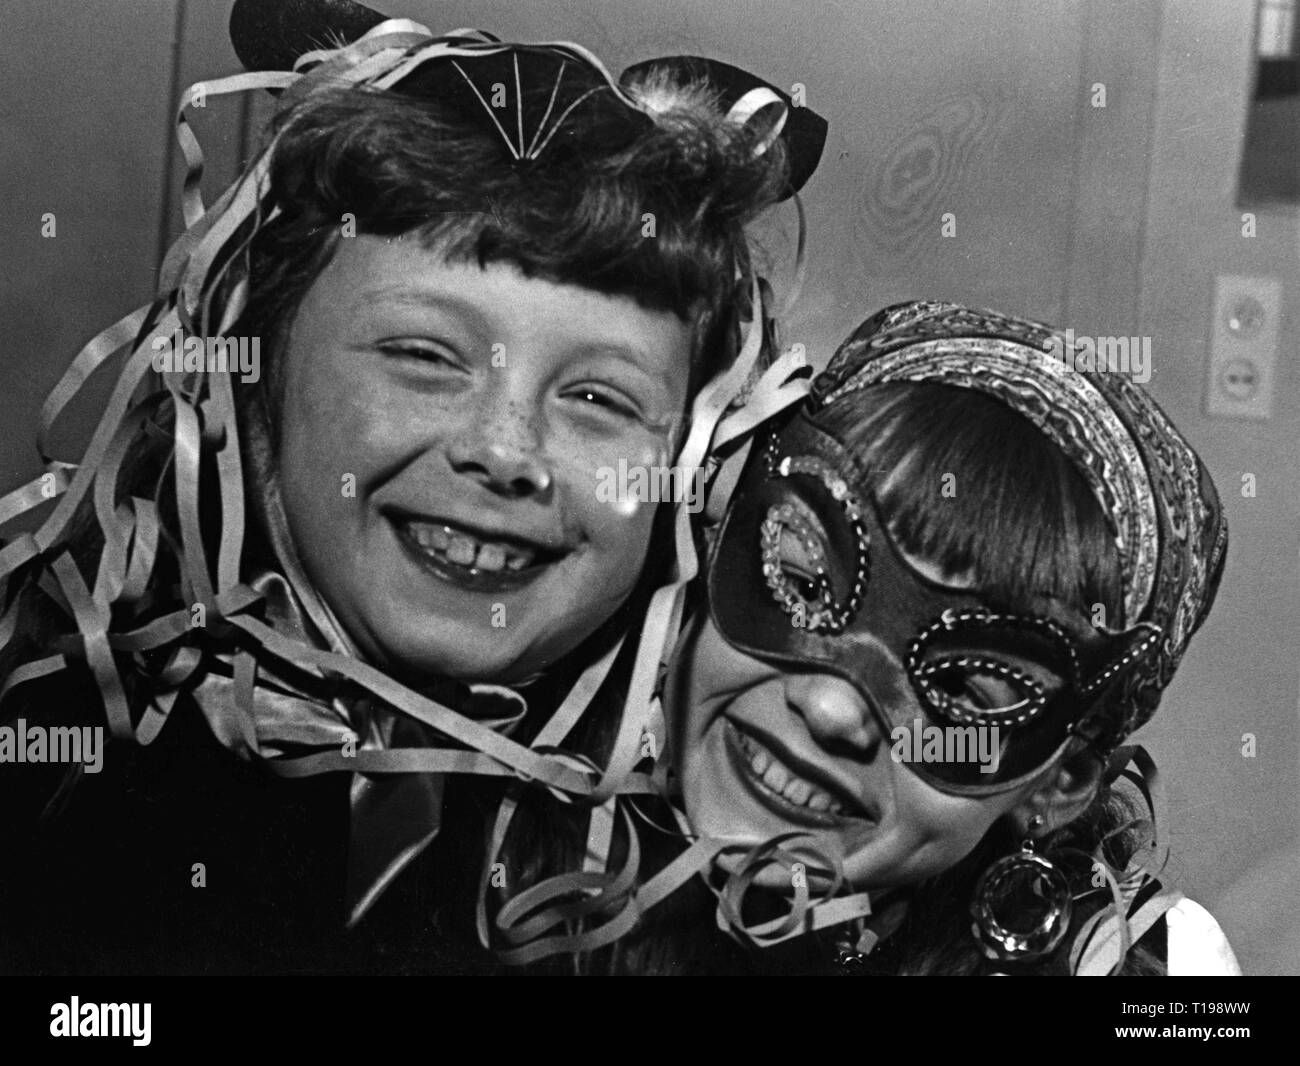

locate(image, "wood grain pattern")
(854, 89), (1009, 261)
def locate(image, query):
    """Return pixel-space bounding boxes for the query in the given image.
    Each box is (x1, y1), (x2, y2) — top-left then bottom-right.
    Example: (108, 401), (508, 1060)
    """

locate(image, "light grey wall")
(1133, 0), (1299, 977)
(0, 2), (173, 493)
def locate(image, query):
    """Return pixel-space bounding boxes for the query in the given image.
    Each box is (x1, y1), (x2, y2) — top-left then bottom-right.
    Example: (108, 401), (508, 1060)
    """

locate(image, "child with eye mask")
(534, 301), (1236, 976)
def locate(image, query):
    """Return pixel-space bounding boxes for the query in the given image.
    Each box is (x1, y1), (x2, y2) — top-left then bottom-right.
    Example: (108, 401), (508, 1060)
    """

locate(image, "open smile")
(392, 513), (572, 593)
(722, 718), (876, 830)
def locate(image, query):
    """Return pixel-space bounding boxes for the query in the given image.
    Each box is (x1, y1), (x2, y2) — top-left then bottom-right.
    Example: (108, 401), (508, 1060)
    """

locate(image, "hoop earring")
(970, 816), (1073, 963)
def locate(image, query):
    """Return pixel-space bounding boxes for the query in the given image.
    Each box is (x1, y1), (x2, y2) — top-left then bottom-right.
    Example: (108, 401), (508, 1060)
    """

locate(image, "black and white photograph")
(0, 0), (1296, 1023)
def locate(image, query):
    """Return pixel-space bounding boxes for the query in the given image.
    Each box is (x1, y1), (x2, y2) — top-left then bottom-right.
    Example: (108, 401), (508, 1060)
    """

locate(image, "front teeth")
(447, 535), (478, 566)
(737, 728), (846, 815)
(407, 522), (538, 572)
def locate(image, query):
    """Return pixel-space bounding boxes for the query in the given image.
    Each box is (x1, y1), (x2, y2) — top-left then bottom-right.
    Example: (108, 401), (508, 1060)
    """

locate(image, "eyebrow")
(357, 285), (680, 406)
(358, 286), (488, 328)
(359, 290), (663, 365)
(569, 341), (671, 386)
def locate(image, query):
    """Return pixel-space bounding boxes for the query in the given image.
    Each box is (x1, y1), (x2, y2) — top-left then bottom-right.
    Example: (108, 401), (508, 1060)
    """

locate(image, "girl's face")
(667, 409), (1088, 894)
(277, 235), (692, 686)
(668, 614), (1049, 892)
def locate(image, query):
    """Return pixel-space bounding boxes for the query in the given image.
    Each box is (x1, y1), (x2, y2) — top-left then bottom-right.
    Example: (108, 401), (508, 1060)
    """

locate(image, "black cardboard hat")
(620, 54), (826, 199)
(229, 0), (827, 198)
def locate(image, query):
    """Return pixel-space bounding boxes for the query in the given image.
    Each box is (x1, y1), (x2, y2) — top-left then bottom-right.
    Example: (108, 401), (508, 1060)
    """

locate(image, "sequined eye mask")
(807, 301), (1228, 749)
(709, 410), (1160, 795)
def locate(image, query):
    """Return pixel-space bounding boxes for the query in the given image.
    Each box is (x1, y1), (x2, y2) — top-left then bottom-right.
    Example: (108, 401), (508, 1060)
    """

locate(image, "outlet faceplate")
(1206, 274), (1282, 420)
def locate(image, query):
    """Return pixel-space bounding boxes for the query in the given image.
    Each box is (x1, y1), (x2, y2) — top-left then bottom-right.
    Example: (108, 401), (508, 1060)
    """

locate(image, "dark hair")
(810, 382), (1160, 973)
(815, 381), (1125, 623)
(3, 71), (787, 688)
(236, 83), (789, 450)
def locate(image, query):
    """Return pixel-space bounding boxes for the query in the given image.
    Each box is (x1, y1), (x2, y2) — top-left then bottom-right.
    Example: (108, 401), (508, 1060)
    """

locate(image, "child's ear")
(1012, 743), (1107, 837)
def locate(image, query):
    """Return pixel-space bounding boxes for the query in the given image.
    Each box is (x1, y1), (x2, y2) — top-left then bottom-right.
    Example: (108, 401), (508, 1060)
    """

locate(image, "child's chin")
(377, 627), (542, 692)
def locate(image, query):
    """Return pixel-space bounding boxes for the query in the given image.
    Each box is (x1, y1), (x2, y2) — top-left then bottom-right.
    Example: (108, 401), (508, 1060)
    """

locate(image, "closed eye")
(376, 340), (467, 371)
(561, 384), (644, 422)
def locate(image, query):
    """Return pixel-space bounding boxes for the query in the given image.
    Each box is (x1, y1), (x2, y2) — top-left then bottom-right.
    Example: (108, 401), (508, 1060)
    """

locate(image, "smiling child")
(0, 6), (825, 974)
(648, 301), (1238, 975)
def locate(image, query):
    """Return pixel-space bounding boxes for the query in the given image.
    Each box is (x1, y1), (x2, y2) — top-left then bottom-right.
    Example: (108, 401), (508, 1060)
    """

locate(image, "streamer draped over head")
(0, 0), (827, 962)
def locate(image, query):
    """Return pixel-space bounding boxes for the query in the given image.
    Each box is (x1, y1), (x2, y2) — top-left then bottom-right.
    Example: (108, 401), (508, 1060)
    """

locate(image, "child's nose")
(784, 672), (883, 756)
(446, 396), (553, 499)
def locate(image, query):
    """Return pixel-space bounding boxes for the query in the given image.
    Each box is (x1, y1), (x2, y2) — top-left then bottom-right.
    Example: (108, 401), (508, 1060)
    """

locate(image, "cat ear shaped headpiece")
(229, 0), (826, 196)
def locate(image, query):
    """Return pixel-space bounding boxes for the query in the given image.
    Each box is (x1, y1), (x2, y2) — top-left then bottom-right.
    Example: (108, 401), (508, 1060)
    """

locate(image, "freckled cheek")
(565, 433), (665, 477)
(315, 377), (450, 488)
(350, 404), (427, 469)
(280, 351), (381, 470)
(557, 433), (672, 530)
(574, 491), (658, 585)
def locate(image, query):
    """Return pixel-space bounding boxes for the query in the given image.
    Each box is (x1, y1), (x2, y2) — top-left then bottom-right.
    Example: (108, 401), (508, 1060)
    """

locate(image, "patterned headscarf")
(811, 301), (1228, 745)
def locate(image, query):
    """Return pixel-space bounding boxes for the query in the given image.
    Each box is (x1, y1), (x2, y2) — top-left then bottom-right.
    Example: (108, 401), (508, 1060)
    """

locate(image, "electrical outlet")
(1206, 275), (1282, 420)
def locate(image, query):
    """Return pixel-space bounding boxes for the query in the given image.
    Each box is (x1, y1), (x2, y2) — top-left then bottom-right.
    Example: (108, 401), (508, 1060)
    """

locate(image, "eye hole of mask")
(755, 454), (871, 634)
(777, 528), (824, 602)
(913, 657), (1047, 727)
(760, 500), (839, 630)
(905, 609), (1080, 729)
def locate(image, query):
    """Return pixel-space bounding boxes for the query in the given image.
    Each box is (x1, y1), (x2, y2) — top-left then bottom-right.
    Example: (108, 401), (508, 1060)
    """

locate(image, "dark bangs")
(816, 382), (1124, 622)
(241, 84), (786, 399)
